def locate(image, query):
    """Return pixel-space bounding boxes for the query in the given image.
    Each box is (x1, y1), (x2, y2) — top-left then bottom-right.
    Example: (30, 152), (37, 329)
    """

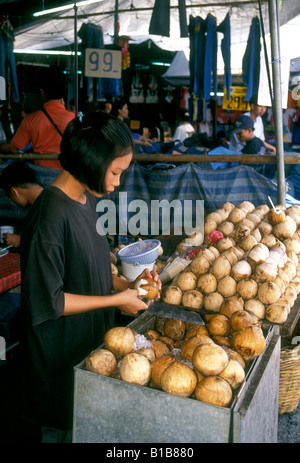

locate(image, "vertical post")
(114, 0), (119, 45)
(74, 3), (79, 117)
(268, 0), (285, 205)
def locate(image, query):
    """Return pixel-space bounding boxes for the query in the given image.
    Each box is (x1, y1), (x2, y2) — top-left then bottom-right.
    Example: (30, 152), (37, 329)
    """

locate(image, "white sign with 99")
(85, 48), (122, 79)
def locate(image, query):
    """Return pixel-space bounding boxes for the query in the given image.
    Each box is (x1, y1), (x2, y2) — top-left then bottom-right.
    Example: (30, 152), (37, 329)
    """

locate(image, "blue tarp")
(0, 161), (299, 232)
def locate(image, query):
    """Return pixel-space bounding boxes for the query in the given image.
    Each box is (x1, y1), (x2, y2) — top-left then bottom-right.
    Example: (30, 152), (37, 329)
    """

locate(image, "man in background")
(0, 70), (75, 169)
(0, 161), (43, 247)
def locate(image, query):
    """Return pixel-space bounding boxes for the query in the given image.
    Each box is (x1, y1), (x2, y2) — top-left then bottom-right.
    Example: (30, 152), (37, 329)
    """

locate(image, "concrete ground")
(278, 403), (300, 443)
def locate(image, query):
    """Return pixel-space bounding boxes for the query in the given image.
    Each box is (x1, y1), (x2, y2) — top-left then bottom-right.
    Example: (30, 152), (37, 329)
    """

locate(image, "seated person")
(173, 108), (195, 143)
(0, 161), (43, 247)
(245, 95), (276, 153)
(232, 115), (266, 155)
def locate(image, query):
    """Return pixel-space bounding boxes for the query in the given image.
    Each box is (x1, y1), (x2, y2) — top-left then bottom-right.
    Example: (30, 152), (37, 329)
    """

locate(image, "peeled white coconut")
(255, 262), (278, 282)
(231, 260), (252, 280)
(120, 352), (151, 385)
(184, 231), (204, 246)
(247, 244), (269, 265)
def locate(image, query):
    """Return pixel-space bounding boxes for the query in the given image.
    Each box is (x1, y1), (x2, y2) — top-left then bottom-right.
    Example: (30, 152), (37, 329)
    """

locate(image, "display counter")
(73, 313), (280, 443)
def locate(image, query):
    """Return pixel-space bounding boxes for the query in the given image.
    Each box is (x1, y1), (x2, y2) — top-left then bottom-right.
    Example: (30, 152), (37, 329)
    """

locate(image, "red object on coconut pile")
(185, 248), (202, 260)
(207, 230), (224, 244)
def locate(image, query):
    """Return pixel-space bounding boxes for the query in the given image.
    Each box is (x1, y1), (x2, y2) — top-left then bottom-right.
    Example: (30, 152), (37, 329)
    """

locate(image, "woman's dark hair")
(59, 111), (134, 194)
(111, 98), (127, 117)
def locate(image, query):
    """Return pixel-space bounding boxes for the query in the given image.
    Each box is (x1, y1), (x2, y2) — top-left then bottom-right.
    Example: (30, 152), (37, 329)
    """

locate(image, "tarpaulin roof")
(12, 0), (300, 74)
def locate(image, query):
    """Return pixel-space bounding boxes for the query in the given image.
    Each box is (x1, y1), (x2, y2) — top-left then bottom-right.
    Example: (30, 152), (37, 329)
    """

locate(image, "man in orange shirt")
(0, 72), (75, 169)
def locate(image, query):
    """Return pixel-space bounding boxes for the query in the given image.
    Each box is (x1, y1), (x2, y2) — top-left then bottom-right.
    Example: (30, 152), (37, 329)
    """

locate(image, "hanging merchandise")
(217, 12), (232, 101)
(203, 14), (218, 101)
(189, 14), (218, 101)
(242, 16), (261, 102)
(78, 23), (105, 100)
(149, 0), (188, 38)
(146, 75), (159, 104)
(129, 73), (144, 103)
(0, 18), (19, 105)
(189, 16), (206, 98)
(119, 36), (131, 71)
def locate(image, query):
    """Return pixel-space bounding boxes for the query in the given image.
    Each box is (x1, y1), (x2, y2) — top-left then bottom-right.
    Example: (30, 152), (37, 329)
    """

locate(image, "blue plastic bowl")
(117, 239), (161, 265)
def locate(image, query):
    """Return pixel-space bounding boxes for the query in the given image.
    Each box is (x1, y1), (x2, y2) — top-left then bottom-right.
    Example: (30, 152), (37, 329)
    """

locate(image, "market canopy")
(12, 0), (300, 74)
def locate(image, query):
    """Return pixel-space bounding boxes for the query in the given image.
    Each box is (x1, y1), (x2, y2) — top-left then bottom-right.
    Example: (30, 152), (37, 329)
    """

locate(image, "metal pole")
(74, 3), (79, 117)
(114, 0), (119, 45)
(268, 0), (285, 205)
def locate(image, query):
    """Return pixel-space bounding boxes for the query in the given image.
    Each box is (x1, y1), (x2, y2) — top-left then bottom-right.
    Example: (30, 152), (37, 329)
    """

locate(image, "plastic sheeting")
(0, 161), (299, 233)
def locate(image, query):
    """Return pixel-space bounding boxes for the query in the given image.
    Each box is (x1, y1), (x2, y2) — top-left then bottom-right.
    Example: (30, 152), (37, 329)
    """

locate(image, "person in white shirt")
(173, 108), (195, 143)
(229, 95), (276, 153)
(244, 95), (276, 153)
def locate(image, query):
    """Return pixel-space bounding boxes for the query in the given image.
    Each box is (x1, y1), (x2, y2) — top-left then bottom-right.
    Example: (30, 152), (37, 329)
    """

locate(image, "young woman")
(19, 111), (160, 443)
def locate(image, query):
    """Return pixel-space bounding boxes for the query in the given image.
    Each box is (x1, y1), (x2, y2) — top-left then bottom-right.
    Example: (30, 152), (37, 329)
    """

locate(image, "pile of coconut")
(85, 314), (266, 408)
(162, 200), (300, 325)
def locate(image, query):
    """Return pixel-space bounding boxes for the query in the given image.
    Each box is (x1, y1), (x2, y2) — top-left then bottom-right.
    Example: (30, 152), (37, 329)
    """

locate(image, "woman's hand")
(130, 268), (162, 297)
(116, 288), (149, 315)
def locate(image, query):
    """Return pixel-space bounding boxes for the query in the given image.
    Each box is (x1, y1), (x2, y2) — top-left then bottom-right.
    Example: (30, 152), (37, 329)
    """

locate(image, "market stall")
(71, 198), (300, 442)
(1, 0), (300, 445)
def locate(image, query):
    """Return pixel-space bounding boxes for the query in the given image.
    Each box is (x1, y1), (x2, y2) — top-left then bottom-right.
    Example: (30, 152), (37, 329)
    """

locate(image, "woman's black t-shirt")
(20, 186), (115, 430)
